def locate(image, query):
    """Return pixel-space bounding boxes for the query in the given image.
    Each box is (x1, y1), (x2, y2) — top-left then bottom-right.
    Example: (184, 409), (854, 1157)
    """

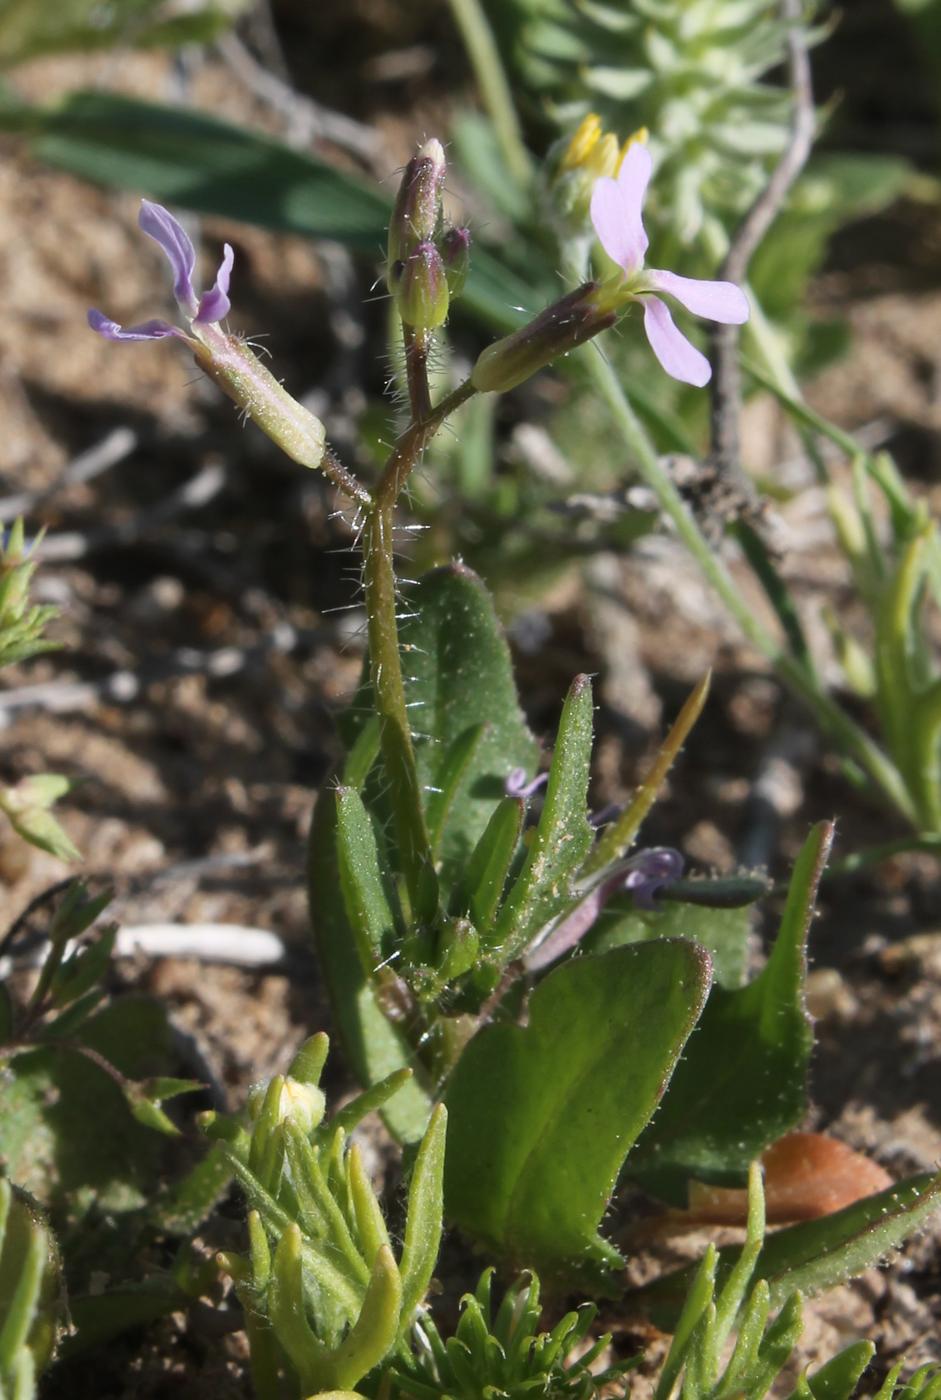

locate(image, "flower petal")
(623, 846), (685, 910)
(647, 269), (749, 324)
(87, 308), (180, 341)
(589, 141), (652, 274)
(642, 296), (711, 386)
(138, 200), (198, 314)
(195, 242), (235, 324)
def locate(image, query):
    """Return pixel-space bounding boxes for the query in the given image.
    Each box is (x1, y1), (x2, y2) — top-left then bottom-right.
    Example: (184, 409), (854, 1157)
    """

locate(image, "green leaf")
(590, 897), (755, 989)
(803, 1341), (876, 1400)
(399, 1104), (447, 1328)
(487, 674), (594, 962)
(125, 1077), (204, 1136)
(335, 786), (398, 968)
(627, 822), (829, 1203)
(398, 565), (538, 893)
(639, 1170), (941, 1329)
(444, 940), (711, 1289)
(308, 787), (433, 1146)
(330, 1243), (402, 1390)
(60, 1279), (185, 1358)
(150, 1142), (234, 1236)
(756, 1170), (941, 1306)
(1, 802), (80, 863)
(0, 1181), (61, 1380)
(0, 0), (245, 66)
(426, 724), (488, 863)
(0, 997), (183, 1222)
(451, 108), (531, 224)
(50, 925), (117, 1007)
(452, 795), (524, 930)
(21, 91), (389, 249)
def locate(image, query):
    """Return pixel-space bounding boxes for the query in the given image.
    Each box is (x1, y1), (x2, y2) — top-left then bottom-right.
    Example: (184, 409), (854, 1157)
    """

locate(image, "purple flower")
(590, 143), (749, 387)
(621, 845), (685, 911)
(88, 200), (234, 347)
(505, 767), (549, 800)
(87, 202), (327, 473)
(524, 845), (685, 972)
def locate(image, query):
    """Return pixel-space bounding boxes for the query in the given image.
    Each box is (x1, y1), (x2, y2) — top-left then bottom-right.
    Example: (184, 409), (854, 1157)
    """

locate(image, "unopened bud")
(193, 334), (326, 470)
(388, 138), (447, 267)
(435, 916), (479, 983)
(395, 241), (450, 330)
(440, 225), (471, 299)
(247, 1075), (326, 1135)
(471, 283), (616, 393)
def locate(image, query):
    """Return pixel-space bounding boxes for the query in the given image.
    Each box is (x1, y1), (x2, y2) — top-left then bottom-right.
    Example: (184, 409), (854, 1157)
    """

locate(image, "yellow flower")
(560, 113), (603, 171)
(561, 114), (649, 180)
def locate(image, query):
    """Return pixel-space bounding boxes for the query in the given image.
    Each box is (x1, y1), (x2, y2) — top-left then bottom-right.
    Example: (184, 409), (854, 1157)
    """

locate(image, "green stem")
(446, 0), (532, 189)
(362, 502), (435, 919)
(584, 350), (918, 826)
(361, 376), (478, 917)
(376, 380), (475, 509)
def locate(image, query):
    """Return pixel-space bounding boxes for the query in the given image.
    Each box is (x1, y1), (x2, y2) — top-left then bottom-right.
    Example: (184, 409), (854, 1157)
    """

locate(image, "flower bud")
(394, 241), (450, 330)
(247, 1075), (326, 1136)
(388, 138), (447, 268)
(193, 333), (326, 470)
(439, 225), (471, 299)
(471, 283), (616, 393)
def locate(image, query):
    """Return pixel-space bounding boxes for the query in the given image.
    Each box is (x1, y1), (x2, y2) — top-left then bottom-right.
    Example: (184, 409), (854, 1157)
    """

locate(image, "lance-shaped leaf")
(0, 1181), (62, 1383)
(308, 786), (432, 1145)
(329, 1243), (402, 1390)
(444, 940), (711, 1290)
(486, 675), (594, 962)
(800, 1342), (876, 1400)
(452, 795), (524, 930)
(636, 1169), (941, 1330)
(626, 823), (829, 1204)
(399, 1104), (447, 1328)
(335, 786), (398, 968)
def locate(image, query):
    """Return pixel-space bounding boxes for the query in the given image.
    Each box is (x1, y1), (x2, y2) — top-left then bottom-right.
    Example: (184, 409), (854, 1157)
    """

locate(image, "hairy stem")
(361, 375), (478, 917)
(362, 502), (435, 919)
(403, 326), (433, 424)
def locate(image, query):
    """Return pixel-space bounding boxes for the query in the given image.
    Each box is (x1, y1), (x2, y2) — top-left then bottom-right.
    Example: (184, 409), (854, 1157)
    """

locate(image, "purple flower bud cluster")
(386, 139), (470, 332)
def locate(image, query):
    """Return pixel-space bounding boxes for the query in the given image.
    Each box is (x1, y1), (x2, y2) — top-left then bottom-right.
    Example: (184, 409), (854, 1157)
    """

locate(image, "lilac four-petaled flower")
(590, 143), (749, 387)
(88, 200), (234, 345)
